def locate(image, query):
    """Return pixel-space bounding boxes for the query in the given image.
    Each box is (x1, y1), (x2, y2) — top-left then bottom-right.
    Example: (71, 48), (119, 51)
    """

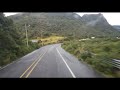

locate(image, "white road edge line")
(25, 46), (54, 78)
(0, 61), (16, 70)
(56, 48), (76, 78)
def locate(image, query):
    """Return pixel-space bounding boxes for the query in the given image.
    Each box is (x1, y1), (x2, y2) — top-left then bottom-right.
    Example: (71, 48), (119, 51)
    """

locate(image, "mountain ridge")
(8, 13), (120, 38)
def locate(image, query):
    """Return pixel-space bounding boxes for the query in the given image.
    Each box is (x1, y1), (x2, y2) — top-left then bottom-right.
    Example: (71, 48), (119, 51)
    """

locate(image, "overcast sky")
(4, 12), (120, 25)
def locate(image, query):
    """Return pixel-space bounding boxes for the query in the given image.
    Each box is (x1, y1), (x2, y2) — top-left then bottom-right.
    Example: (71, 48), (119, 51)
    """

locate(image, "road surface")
(0, 44), (103, 78)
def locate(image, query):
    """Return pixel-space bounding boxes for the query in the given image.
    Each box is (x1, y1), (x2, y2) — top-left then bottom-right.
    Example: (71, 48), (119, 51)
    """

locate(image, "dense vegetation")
(35, 35), (65, 45)
(62, 38), (120, 77)
(0, 13), (39, 67)
(8, 13), (120, 39)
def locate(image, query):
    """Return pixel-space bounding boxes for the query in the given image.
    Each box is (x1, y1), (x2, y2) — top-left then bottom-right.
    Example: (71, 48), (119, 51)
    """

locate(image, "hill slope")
(113, 25), (120, 32)
(82, 14), (120, 37)
(0, 13), (24, 66)
(8, 13), (120, 39)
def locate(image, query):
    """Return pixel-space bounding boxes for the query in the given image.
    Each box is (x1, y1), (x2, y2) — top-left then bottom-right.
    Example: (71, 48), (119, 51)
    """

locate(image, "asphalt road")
(0, 44), (103, 78)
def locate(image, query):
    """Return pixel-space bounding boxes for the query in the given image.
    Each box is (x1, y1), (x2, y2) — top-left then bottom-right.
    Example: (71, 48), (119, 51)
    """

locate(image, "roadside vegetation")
(0, 13), (65, 67)
(31, 35), (65, 46)
(62, 37), (120, 77)
(1, 12), (120, 78)
(0, 13), (39, 67)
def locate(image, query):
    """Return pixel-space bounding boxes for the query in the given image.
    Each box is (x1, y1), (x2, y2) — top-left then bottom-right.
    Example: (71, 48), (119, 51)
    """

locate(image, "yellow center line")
(20, 46), (53, 78)
(20, 53), (43, 78)
(25, 50), (48, 78)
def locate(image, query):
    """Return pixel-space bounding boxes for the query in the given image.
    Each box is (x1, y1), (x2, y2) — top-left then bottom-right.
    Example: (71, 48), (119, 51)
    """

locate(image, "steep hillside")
(82, 14), (120, 37)
(8, 13), (120, 39)
(0, 13), (24, 66)
(113, 25), (120, 32)
(0, 13), (39, 66)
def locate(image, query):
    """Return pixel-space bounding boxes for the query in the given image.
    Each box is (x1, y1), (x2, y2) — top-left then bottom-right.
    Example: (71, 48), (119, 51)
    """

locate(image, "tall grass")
(62, 38), (120, 77)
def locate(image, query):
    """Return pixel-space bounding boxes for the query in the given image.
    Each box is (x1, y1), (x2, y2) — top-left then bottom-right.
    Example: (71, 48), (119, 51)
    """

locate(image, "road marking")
(56, 48), (76, 78)
(0, 49), (40, 71)
(25, 50), (48, 78)
(20, 53), (43, 78)
(25, 46), (54, 78)
(20, 46), (53, 78)
(0, 61), (16, 70)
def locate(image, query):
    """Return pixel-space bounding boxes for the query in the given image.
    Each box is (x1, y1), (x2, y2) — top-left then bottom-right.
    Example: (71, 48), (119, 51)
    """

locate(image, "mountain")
(113, 25), (120, 32)
(8, 13), (120, 39)
(82, 13), (120, 37)
(82, 14), (109, 26)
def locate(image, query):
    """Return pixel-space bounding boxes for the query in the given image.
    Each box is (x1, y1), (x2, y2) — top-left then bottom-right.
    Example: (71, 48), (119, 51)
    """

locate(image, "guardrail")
(112, 59), (120, 69)
(103, 59), (120, 69)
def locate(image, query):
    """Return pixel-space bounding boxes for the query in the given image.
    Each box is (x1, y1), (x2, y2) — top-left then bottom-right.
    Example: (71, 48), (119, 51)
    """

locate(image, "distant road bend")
(0, 44), (103, 78)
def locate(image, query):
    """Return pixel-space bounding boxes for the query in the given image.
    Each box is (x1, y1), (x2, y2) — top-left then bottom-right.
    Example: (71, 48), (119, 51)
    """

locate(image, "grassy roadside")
(62, 38), (120, 77)
(31, 35), (65, 45)
(0, 35), (65, 68)
(0, 41), (40, 67)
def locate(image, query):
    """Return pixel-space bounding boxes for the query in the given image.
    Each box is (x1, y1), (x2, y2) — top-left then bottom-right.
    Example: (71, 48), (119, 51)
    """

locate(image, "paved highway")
(0, 44), (103, 78)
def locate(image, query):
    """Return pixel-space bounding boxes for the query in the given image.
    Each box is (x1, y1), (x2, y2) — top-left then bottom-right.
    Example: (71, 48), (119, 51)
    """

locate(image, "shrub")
(103, 46), (111, 52)
(62, 38), (120, 77)
(80, 51), (92, 60)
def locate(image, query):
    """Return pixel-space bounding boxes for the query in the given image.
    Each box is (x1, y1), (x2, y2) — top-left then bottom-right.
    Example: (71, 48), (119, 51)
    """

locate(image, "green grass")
(62, 38), (120, 77)
(31, 35), (65, 45)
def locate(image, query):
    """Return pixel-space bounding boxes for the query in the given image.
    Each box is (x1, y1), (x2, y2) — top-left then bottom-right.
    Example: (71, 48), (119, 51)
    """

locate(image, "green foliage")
(80, 51), (92, 60)
(0, 13), (40, 66)
(62, 38), (120, 77)
(8, 13), (120, 39)
(103, 46), (111, 52)
(43, 32), (51, 38)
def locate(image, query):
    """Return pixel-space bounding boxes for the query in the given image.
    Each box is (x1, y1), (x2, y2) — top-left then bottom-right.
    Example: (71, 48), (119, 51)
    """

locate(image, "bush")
(103, 46), (111, 52)
(80, 51), (92, 60)
(74, 49), (80, 56)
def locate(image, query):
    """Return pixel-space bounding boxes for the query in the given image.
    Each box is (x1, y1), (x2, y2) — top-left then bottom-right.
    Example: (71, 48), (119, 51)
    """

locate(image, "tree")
(0, 13), (23, 66)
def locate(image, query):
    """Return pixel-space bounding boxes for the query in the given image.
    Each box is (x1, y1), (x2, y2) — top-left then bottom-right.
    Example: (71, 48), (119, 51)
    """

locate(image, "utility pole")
(41, 29), (43, 46)
(25, 23), (29, 47)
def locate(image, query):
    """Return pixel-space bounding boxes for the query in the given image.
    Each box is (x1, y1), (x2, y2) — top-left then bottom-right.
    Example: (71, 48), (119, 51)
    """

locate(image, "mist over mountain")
(82, 14), (120, 37)
(82, 14), (109, 26)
